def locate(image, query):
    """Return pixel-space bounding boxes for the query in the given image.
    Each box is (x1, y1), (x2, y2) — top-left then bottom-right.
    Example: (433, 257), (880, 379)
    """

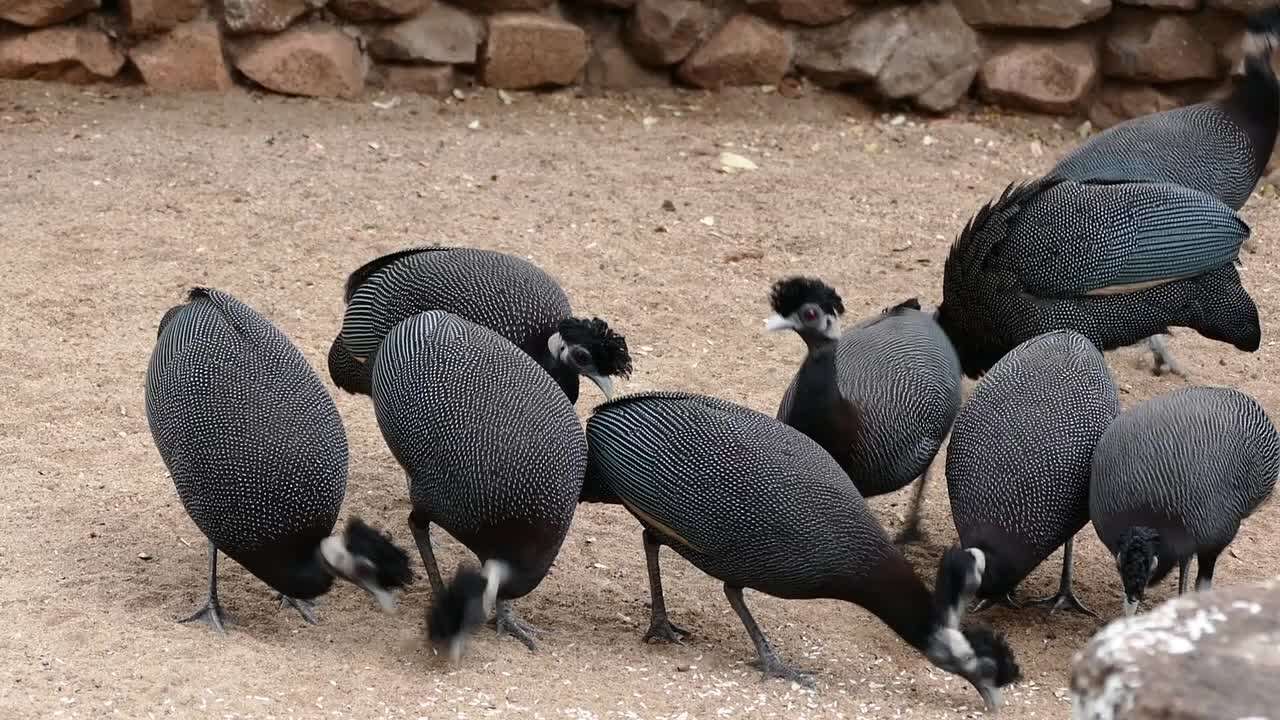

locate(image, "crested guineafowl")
(329, 246), (631, 403)
(585, 391), (1020, 709)
(1090, 386), (1279, 616)
(145, 288), (414, 634)
(944, 330), (1119, 618)
(765, 277), (962, 543)
(1048, 5), (1280, 376)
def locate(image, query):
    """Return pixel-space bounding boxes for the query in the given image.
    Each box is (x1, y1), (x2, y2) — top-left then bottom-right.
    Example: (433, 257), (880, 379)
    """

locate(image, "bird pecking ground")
(2, 79), (1279, 720)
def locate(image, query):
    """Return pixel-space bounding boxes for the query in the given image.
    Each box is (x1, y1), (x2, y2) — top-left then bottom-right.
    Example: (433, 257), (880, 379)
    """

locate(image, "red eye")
(802, 307), (819, 322)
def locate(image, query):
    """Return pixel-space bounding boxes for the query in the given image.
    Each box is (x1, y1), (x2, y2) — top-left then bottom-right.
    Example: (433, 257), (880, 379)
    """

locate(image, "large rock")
(378, 63), (453, 95)
(1070, 576), (1280, 720)
(1103, 10), (1218, 81)
(584, 20), (669, 88)
(450, 0), (551, 13)
(481, 12), (588, 89)
(1207, 0), (1276, 13)
(978, 38), (1100, 115)
(676, 14), (791, 89)
(121, 0), (203, 34)
(625, 0), (708, 67)
(746, 0), (856, 27)
(232, 25), (366, 98)
(130, 21), (232, 92)
(222, 0), (312, 34)
(875, 0), (983, 112)
(0, 0), (99, 26)
(0, 26), (124, 81)
(1088, 81), (1185, 128)
(329, 0), (428, 21)
(954, 0), (1111, 29)
(1117, 0), (1199, 8)
(369, 3), (483, 64)
(795, 6), (909, 87)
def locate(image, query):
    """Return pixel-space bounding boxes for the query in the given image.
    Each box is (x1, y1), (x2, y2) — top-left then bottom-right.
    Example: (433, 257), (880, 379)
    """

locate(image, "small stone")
(699, 216), (715, 225)
(922, 135), (937, 145)
(138, 552), (152, 560)
(978, 38), (1100, 115)
(222, 0), (310, 34)
(0, 0), (99, 26)
(746, 0), (856, 27)
(329, 0), (429, 21)
(232, 25), (366, 99)
(719, 151), (758, 171)
(1088, 82), (1184, 129)
(1103, 10), (1219, 82)
(369, 3), (483, 64)
(661, 199), (676, 211)
(130, 21), (233, 92)
(1030, 139), (1044, 157)
(0, 26), (125, 81)
(379, 63), (453, 96)
(953, 0), (1112, 29)
(625, 0), (708, 68)
(481, 13), (587, 89)
(677, 14), (791, 89)
(120, 0), (202, 35)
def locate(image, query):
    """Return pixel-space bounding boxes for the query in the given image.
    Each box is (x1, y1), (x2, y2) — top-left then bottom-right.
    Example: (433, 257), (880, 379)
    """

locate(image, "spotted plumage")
(145, 287), (412, 633)
(370, 310), (587, 657)
(1090, 386), (1279, 615)
(586, 391), (1020, 708)
(945, 330), (1119, 616)
(331, 246), (631, 403)
(936, 176), (1259, 378)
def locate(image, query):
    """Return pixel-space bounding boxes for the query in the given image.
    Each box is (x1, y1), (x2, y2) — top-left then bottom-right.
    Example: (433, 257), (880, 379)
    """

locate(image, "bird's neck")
(835, 551), (936, 653)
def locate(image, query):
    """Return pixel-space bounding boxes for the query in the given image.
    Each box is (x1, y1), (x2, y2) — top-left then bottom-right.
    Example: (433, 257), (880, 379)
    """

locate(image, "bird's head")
(1116, 527), (1161, 616)
(547, 317), (633, 402)
(765, 276), (845, 348)
(318, 517), (414, 612)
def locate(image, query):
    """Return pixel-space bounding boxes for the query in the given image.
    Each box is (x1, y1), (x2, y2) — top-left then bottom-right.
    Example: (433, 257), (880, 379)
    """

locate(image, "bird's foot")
(276, 593), (319, 625)
(893, 524), (925, 546)
(178, 599), (230, 635)
(971, 593), (1021, 613)
(492, 601), (539, 652)
(1026, 589), (1098, 619)
(749, 657), (816, 688)
(643, 613), (691, 644)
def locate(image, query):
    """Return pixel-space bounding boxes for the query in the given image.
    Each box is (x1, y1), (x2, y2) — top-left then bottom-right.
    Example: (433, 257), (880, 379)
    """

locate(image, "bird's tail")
(427, 559), (509, 661)
(327, 335), (371, 395)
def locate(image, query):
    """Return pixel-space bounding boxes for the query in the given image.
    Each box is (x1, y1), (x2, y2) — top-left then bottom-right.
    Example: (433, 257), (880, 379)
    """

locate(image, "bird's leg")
(893, 464), (931, 545)
(408, 511), (444, 597)
(1195, 550), (1220, 592)
(1146, 335), (1187, 378)
(178, 541), (230, 634)
(642, 529), (690, 643)
(1178, 557), (1190, 595)
(492, 599), (539, 652)
(724, 585), (815, 688)
(971, 593), (1022, 613)
(275, 594), (319, 625)
(1026, 538), (1098, 618)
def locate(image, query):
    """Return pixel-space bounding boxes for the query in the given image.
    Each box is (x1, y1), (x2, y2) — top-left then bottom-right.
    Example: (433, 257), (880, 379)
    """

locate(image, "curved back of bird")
(341, 248), (573, 363)
(586, 391), (896, 599)
(946, 330), (1118, 576)
(1090, 386), (1280, 549)
(144, 288), (347, 571)
(369, 310), (586, 576)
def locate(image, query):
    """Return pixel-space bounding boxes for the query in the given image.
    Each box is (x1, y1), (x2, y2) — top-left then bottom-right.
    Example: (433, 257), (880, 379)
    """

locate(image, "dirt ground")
(2, 78), (1278, 720)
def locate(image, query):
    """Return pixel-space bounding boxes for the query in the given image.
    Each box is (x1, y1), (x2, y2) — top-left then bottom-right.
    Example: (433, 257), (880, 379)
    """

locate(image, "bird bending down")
(329, 246), (631, 403)
(765, 277), (962, 544)
(586, 392), (1020, 709)
(1090, 386), (1279, 616)
(1047, 6), (1280, 376)
(145, 288), (414, 634)
(945, 330), (1119, 619)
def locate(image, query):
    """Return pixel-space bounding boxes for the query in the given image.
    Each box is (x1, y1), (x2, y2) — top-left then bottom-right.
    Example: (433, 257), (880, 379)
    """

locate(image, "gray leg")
(893, 464), (930, 546)
(409, 512), (444, 597)
(276, 594), (318, 624)
(723, 585), (815, 688)
(1026, 538), (1098, 618)
(178, 541), (229, 635)
(1195, 550), (1220, 592)
(1177, 557), (1190, 595)
(972, 592), (1022, 613)
(493, 599), (539, 652)
(1147, 334), (1187, 378)
(642, 529), (690, 644)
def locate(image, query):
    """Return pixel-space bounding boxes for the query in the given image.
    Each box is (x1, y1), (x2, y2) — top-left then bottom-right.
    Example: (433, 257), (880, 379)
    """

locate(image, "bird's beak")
(587, 373), (615, 401)
(1123, 597), (1140, 617)
(977, 683), (1002, 713)
(363, 584), (398, 613)
(765, 314), (797, 332)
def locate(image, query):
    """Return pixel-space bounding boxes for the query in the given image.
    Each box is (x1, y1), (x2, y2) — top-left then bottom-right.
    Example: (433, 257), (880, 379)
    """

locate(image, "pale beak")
(978, 684), (1002, 712)
(587, 373), (615, 400)
(364, 584), (398, 613)
(765, 314), (797, 331)
(1123, 597), (1140, 617)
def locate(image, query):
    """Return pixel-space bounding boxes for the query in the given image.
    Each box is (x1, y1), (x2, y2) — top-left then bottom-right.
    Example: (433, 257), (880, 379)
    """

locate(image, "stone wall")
(0, 0), (1268, 126)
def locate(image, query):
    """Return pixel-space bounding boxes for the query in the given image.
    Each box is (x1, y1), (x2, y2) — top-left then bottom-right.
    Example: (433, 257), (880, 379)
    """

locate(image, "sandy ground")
(2, 79), (1278, 720)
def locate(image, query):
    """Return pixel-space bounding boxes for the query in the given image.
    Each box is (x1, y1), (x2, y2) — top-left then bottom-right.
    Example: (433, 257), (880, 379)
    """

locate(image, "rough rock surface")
(0, 0), (99, 26)
(1104, 11), (1218, 81)
(1070, 576), (1280, 720)
(875, 0), (983, 112)
(232, 25), (366, 98)
(450, 0), (551, 13)
(130, 21), (232, 92)
(746, 0), (857, 27)
(978, 38), (1100, 115)
(369, 3), (482, 64)
(0, 26), (124, 81)
(121, 0), (203, 34)
(378, 63), (453, 95)
(676, 13), (791, 88)
(585, 22), (669, 88)
(481, 12), (588, 89)
(1207, 0), (1276, 13)
(1088, 81), (1185, 128)
(953, 0), (1112, 29)
(794, 6), (909, 87)
(222, 0), (312, 34)
(625, 0), (707, 68)
(1118, 0), (1199, 8)
(329, 0), (429, 21)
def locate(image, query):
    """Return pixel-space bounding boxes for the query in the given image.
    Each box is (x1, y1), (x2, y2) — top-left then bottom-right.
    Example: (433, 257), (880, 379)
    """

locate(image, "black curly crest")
(963, 625), (1022, 687)
(558, 317), (634, 378)
(427, 565), (489, 648)
(1117, 527), (1161, 595)
(769, 277), (845, 318)
(344, 517), (414, 590)
(885, 297), (922, 314)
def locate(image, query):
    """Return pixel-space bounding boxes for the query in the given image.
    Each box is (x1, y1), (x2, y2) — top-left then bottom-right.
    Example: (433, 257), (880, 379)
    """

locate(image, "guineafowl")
(370, 310), (623, 656)
(935, 176), (1259, 379)
(145, 288), (414, 634)
(1048, 6), (1280, 376)
(1090, 386), (1279, 616)
(766, 278), (962, 543)
(945, 330), (1119, 618)
(585, 391), (1021, 709)
(329, 246), (631, 403)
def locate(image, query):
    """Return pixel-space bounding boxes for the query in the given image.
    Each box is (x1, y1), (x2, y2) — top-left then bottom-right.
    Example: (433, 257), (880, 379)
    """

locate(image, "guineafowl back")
(946, 330), (1118, 592)
(145, 289), (348, 588)
(370, 310), (586, 599)
(779, 305), (961, 495)
(586, 391), (896, 601)
(1090, 386), (1280, 552)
